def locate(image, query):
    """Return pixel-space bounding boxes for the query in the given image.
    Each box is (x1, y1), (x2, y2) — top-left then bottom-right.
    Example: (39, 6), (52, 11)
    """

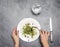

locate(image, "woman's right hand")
(40, 30), (50, 47)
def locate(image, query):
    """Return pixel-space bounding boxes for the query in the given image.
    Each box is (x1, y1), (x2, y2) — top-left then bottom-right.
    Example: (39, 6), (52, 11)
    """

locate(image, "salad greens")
(22, 23), (37, 38)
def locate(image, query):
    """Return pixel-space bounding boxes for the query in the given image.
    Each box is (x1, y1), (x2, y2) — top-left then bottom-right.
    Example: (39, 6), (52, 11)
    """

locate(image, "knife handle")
(50, 31), (53, 43)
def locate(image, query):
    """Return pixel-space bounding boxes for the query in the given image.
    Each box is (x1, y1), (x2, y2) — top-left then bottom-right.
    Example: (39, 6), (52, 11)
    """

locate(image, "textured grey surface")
(0, 0), (60, 47)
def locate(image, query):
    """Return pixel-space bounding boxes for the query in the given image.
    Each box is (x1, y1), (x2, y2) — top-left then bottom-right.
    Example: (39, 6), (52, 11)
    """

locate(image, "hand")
(11, 27), (19, 47)
(40, 30), (50, 47)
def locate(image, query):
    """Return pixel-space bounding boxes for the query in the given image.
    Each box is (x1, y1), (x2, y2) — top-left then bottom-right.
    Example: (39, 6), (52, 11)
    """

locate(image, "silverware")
(50, 17), (53, 42)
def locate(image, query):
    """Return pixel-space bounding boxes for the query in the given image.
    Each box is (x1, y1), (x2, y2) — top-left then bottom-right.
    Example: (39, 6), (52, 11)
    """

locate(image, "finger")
(44, 30), (48, 34)
(12, 27), (17, 32)
(12, 27), (17, 35)
(41, 29), (45, 34)
(40, 29), (44, 35)
(39, 30), (42, 38)
(14, 27), (17, 32)
(39, 29), (42, 35)
(12, 29), (15, 36)
(45, 31), (48, 34)
(47, 32), (50, 36)
(17, 30), (19, 36)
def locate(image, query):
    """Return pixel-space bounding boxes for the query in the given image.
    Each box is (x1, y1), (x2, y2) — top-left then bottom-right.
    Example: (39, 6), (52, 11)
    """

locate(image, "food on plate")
(22, 23), (37, 38)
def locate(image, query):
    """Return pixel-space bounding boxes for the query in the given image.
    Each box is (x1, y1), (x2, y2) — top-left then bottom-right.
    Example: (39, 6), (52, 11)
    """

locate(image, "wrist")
(42, 42), (49, 47)
(15, 40), (19, 44)
(15, 42), (19, 45)
(14, 43), (19, 47)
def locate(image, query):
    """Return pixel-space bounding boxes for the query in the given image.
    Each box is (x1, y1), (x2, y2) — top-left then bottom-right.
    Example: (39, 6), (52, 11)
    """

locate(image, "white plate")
(17, 18), (41, 42)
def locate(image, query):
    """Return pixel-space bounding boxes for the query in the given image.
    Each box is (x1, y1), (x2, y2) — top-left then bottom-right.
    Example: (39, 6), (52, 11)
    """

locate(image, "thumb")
(17, 30), (19, 36)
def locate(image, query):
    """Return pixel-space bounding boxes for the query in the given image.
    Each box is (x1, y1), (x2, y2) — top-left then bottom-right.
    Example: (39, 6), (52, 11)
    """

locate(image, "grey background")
(0, 0), (60, 47)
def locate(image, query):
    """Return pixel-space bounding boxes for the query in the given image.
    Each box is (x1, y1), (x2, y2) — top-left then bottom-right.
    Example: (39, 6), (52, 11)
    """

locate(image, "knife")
(50, 17), (53, 42)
